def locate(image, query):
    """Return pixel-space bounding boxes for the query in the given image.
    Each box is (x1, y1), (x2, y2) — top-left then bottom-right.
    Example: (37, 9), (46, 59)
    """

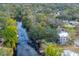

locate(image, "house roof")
(58, 31), (69, 37)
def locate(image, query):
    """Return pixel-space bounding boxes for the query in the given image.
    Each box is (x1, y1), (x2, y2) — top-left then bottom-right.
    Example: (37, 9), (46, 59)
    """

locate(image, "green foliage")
(22, 16), (30, 30)
(44, 44), (63, 56)
(3, 26), (18, 48)
(0, 47), (13, 56)
(36, 13), (47, 23)
(0, 18), (18, 48)
(28, 23), (58, 43)
(63, 24), (76, 40)
(21, 6), (59, 43)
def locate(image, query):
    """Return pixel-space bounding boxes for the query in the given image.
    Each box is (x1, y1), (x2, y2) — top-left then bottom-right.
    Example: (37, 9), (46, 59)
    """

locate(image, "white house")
(58, 30), (69, 45)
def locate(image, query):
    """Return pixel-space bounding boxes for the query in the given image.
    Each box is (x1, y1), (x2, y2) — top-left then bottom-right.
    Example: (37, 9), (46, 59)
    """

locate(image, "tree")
(1, 18), (18, 48)
(3, 26), (18, 48)
(44, 44), (63, 56)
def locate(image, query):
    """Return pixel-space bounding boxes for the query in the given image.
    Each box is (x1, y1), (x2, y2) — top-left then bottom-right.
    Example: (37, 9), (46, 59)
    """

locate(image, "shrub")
(44, 44), (63, 56)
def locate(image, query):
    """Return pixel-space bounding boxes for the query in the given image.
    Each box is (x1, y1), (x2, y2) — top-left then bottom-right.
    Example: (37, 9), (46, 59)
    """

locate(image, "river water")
(16, 22), (38, 56)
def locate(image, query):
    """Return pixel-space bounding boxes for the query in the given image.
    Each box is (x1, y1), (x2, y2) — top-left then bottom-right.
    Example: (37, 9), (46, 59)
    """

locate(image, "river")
(16, 22), (38, 56)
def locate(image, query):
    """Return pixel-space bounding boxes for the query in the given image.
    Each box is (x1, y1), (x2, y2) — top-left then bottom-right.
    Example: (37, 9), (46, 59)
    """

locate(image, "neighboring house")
(58, 29), (69, 45)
